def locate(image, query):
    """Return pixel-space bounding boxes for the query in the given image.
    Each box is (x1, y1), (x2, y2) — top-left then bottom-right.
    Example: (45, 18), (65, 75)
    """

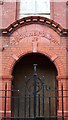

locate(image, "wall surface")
(0, 1), (68, 29)
(0, 2), (17, 29)
(0, 0), (68, 118)
(50, 1), (68, 29)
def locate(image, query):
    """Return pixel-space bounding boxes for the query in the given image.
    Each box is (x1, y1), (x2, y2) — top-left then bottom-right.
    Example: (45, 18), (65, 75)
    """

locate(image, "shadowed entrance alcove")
(12, 53), (58, 118)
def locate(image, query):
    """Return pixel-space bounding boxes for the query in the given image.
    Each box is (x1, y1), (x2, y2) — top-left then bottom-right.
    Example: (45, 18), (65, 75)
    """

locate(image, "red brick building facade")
(0, 0), (68, 119)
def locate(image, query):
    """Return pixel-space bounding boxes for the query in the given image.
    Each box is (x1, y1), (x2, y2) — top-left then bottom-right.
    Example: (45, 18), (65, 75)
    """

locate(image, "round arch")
(10, 50), (65, 77)
(2, 16), (66, 77)
(11, 52), (58, 75)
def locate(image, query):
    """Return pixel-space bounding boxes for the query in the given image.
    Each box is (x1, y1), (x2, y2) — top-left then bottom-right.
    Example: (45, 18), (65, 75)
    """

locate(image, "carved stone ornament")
(10, 30), (59, 45)
(0, 0), (4, 5)
(66, 1), (68, 5)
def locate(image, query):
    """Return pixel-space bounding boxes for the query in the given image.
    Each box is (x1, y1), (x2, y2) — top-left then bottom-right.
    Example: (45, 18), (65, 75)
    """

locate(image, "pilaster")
(57, 75), (68, 117)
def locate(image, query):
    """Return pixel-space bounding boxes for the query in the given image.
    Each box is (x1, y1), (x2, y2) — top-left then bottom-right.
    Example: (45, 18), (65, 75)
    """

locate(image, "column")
(57, 76), (68, 117)
(0, 76), (2, 119)
(2, 75), (12, 118)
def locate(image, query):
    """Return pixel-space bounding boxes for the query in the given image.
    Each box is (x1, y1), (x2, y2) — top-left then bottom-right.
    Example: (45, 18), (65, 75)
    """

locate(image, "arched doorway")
(12, 53), (58, 119)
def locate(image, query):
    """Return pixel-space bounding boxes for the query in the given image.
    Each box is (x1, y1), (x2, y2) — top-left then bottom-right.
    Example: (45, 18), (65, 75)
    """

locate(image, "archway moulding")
(57, 76), (68, 79)
(2, 75), (12, 80)
(7, 50), (65, 79)
(1, 16), (68, 37)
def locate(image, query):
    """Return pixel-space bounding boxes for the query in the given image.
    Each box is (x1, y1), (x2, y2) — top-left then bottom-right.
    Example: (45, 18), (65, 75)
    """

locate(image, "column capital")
(56, 75), (68, 80)
(0, 75), (13, 80)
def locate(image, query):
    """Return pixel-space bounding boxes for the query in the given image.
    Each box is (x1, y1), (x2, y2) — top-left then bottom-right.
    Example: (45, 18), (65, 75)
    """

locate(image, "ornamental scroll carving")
(10, 30), (59, 45)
